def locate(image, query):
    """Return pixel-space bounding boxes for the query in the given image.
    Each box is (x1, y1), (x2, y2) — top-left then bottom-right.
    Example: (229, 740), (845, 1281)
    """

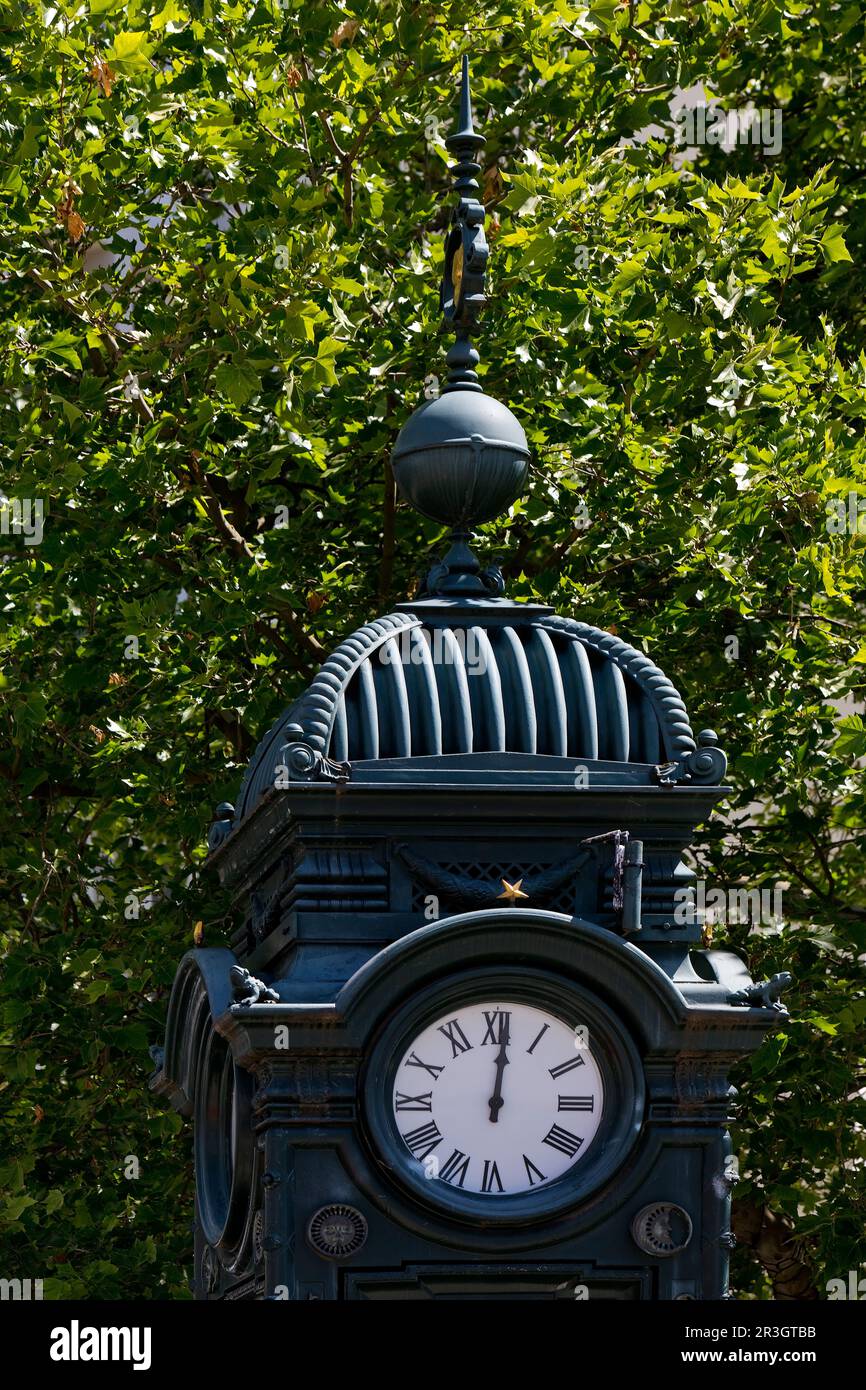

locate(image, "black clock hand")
(487, 1033), (510, 1123)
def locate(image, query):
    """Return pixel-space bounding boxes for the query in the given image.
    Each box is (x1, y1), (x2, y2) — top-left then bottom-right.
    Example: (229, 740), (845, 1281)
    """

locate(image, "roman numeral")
(558, 1095), (594, 1112)
(440, 1149), (470, 1187)
(438, 1018), (473, 1058)
(395, 1091), (433, 1112)
(481, 1010), (511, 1045)
(523, 1154), (546, 1186)
(481, 1159), (504, 1193)
(402, 1121), (442, 1160)
(548, 1055), (586, 1079)
(405, 1052), (444, 1081)
(527, 1023), (550, 1055)
(542, 1124), (584, 1158)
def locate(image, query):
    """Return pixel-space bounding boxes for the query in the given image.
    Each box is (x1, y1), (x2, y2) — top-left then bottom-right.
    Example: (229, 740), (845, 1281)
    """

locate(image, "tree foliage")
(1, 0), (864, 1299)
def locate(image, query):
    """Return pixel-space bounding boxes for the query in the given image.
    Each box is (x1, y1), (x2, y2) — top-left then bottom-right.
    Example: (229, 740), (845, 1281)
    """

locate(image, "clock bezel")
(362, 965), (644, 1226)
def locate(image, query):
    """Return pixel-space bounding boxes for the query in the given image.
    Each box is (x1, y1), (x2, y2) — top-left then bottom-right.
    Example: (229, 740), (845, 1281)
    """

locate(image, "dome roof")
(231, 601), (706, 826)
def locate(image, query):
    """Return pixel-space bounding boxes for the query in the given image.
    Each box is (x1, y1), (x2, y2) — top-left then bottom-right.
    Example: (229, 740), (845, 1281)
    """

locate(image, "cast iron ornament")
(307, 1205), (368, 1259)
(229, 965), (279, 1008)
(441, 54), (488, 343)
(391, 57), (529, 595)
(201, 1244), (219, 1293)
(279, 724), (351, 785)
(207, 801), (235, 852)
(631, 1202), (693, 1257)
(253, 1209), (264, 1265)
(394, 844), (591, 909)
(728, 971), (793, 1011)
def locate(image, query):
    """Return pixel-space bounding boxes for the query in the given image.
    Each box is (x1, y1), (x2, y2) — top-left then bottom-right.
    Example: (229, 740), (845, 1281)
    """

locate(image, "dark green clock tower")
(152, 62), (788, 1301)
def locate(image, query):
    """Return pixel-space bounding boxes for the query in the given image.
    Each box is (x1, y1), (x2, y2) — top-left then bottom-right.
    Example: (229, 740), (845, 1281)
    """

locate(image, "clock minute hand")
(487, 1035), (510, 1123)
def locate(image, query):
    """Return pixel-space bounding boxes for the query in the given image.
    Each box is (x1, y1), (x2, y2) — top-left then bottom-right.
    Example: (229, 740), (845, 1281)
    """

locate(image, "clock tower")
(152, 61), (788, 1301)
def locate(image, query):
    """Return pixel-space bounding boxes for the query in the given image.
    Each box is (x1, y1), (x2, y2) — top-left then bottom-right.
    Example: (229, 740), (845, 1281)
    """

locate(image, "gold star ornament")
(498, 877), (529, 905)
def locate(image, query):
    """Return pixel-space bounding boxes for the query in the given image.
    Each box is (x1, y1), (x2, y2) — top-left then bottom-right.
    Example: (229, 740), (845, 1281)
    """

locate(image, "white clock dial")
(391, 1001), (604, 1196)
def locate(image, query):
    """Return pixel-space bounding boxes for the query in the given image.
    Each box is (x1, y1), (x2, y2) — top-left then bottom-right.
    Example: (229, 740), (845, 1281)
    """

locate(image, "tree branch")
(732, 1201), (818, 1300)
(378, 451), (396, 606)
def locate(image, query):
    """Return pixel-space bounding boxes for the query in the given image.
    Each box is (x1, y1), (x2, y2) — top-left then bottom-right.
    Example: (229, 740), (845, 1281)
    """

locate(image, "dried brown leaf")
(89, 59), (116, 98)
(66, 211), (86, 243)
(331, 18), (359, 47)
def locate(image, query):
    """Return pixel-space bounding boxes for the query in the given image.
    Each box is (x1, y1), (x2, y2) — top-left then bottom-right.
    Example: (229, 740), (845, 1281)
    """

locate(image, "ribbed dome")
(233, 606), (698, 823)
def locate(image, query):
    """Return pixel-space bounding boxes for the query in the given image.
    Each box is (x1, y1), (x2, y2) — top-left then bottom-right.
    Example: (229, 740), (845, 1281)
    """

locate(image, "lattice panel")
(410, 861), (576, 916)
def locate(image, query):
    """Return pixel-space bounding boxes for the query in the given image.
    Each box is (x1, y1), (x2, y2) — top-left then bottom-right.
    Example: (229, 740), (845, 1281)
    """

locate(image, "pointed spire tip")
(449, 53), (485, 151)
(459, 53), (473, 134)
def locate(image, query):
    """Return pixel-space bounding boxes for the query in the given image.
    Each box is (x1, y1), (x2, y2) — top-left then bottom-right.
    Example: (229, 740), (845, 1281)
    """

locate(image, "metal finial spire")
(458, 53), (473, 133)
(440, 57), (488, 392)
(451, 54), (484, 166)
(390, 57), (529, 600)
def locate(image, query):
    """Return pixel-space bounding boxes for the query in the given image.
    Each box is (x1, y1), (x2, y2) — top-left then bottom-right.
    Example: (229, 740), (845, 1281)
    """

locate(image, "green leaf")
(105, 31), (154, 72)
(820, 227), (853, 265)
(285, 312), (316, 341)
(833, 714), (866, 759)
(4, 1195), (37, 1221)
(214, 362), (260, 406)
(609, 259), (646, 294)
(331, 277), (364, 296)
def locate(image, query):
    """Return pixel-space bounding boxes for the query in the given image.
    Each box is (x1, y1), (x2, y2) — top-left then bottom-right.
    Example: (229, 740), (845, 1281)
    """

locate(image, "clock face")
(391, 1000), (604, 1197)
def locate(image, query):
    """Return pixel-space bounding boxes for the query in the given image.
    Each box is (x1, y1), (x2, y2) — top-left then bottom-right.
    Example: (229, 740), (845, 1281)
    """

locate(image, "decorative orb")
(391, 390), (530, 527)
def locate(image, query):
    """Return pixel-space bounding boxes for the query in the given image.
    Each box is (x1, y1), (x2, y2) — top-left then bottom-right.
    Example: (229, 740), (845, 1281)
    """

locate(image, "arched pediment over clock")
(336, 908), (688, 1054)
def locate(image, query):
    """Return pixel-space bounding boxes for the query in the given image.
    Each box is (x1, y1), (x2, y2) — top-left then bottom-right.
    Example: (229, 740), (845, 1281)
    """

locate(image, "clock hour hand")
(487, 1034), (510, 1123)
